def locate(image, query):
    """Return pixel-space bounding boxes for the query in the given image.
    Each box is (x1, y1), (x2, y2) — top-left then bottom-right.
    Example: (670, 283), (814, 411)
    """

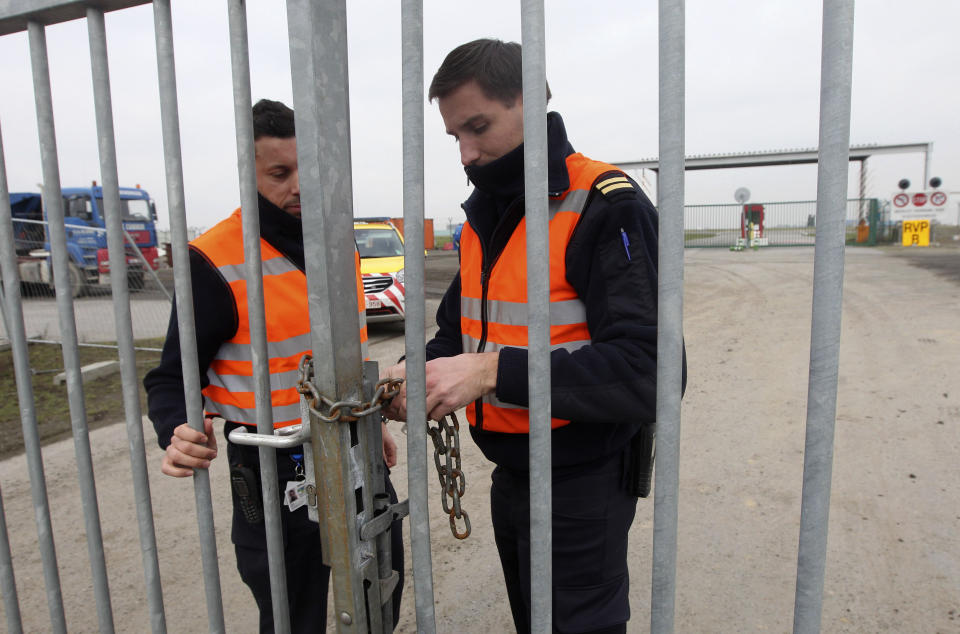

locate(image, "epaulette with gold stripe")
(594, 172), (635, 199)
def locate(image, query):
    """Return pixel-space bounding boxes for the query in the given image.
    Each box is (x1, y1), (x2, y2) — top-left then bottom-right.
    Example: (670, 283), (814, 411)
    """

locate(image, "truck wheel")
(67, 262), (84, 298)
(51, 262), (84, 298)
(128, 271), (145, 292)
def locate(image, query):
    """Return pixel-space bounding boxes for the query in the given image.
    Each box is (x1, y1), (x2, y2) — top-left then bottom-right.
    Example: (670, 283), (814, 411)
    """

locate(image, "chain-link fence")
(1, 218), (171, 349)
(684, 198), (883, 248)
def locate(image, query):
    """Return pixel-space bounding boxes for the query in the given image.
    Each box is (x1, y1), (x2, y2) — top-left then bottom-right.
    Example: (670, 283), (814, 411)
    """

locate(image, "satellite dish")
(734, 187), (751, 204)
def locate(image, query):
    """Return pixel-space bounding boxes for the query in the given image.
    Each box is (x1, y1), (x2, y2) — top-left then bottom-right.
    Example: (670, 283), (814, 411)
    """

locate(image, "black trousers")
(234, 481), (405, 633)
(229, 441), (404, 633)
(236, 532), (330, 633)
(490, 452), (638, 634)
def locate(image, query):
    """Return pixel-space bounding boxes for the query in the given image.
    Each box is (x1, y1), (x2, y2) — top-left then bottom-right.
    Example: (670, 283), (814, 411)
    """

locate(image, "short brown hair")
(428, 38), (551, 105)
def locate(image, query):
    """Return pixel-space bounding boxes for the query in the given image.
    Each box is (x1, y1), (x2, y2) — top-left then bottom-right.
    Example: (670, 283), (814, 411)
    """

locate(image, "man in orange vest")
(145, 99), (403, 632)
(385, 40), (685, 633)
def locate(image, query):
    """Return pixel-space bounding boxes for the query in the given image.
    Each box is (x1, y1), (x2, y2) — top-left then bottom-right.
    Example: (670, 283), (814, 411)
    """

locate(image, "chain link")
(297, 354), (470, 539)
(296, 354), (402, 423)
(427, 413), (470, 539)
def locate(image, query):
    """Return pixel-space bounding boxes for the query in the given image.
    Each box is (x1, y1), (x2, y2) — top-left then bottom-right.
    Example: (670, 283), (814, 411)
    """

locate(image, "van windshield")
(355, 228), (403, 258)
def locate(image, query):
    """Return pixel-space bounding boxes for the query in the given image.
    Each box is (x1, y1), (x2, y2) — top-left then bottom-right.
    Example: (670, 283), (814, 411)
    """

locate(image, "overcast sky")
(1, 0), (957, 232)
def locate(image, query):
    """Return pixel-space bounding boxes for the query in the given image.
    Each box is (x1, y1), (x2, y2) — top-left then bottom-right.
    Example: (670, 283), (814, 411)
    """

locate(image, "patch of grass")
(684, 231), (717, 240)
(0, 339), (164, 460)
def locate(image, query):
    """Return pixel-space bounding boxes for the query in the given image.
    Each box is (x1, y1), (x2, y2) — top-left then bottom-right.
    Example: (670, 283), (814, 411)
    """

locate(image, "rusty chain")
(426, 413), (471, 539)
(296, 354), (402, 423)
(297, 354), (470, 539)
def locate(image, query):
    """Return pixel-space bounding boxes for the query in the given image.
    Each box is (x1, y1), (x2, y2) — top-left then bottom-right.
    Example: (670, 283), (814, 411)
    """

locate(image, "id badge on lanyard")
(283, 452), (308, 511)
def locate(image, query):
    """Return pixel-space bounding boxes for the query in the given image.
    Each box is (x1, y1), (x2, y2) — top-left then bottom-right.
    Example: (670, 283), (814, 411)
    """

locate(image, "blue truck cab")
(10, 184), (161, 296)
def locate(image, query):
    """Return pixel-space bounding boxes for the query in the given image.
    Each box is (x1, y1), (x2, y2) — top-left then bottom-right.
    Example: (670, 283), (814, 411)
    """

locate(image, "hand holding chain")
(297, 355), (470, 539)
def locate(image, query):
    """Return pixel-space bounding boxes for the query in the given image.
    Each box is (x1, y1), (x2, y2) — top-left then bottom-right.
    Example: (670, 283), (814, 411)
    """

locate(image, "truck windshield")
(98, 197), (152, 222)
(355, 228), (404, 258)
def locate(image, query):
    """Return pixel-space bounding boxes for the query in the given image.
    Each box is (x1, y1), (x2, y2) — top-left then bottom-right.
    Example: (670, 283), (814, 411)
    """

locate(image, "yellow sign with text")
(902, 219), (930, 246)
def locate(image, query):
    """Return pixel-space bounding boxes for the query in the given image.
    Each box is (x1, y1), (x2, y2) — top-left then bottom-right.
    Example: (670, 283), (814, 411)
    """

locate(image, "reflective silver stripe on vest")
(215, 331), (312, 362)
(548, 188), (589, 220)
(217, 255), (300, 284)
(206, 399), (303, 426)
(460, 334), (590, 356)
(482, 392), (526, 411)
(206, 368), (302, 394)
(461, 296), (586, 326)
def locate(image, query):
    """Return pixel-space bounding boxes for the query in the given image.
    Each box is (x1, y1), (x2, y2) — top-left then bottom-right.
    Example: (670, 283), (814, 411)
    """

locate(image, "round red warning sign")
(893, 193), (909, 207)
(912, 193), (928, 206)
(930, 191), (947, 206)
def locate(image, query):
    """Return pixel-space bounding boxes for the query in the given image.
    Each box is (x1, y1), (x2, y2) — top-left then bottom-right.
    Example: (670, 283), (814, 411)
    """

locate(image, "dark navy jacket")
(426, 112), (686, 470)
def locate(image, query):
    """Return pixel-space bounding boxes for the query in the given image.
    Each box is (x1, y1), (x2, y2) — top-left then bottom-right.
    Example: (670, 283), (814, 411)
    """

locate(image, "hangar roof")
(616, 142), (931, 172)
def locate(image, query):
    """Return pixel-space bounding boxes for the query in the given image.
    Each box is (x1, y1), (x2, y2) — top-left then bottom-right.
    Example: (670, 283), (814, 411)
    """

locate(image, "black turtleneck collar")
(461, 112), (575, 244)
(257, 192), (305, 270)
(464, 111), (575, 205)
(257, 192), (302, 238)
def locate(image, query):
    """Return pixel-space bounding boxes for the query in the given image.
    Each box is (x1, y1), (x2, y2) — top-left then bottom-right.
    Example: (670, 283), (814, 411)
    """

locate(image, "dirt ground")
(1, 246), (958, 632)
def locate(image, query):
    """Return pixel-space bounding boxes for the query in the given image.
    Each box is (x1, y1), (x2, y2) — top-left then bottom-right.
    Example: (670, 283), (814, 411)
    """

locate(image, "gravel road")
(1, 246), (957, 632)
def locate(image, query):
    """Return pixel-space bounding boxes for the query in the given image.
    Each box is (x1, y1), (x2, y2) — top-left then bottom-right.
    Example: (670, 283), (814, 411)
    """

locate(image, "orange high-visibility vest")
(191, 208), (367, 428)
(459, 153), (628, 434)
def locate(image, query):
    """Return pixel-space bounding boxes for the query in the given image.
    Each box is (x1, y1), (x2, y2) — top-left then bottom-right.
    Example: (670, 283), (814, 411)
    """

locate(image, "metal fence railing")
(684, 198), (880, 248)
(1, 218), (171, 349)
(0, 0), (856, 632)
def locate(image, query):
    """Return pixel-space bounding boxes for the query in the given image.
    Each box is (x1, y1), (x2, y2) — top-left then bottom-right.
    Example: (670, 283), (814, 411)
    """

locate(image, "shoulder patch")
(594, 171), (636, 200)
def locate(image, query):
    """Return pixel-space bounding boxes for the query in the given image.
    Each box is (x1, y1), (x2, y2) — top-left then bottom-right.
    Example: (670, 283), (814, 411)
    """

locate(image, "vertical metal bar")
(652, 0), (685, 632)
(519, 2), (552, 631)
(399, 1), (436, 630)
(858, 159), (867, 221)
(0, 485), (22, 634)
(285, 0), (368, 629)
(372, 493), (393, 630)
(122, 227), (173, 302)
(0, 122), (65, 634)
(85, 8), (167, 633)
(224, 2), (291, 630)
(27, 20), (116, 633)
(150, 2), (226, 630)
(358, 362), (387, 633)
(793, 2), (855, 633)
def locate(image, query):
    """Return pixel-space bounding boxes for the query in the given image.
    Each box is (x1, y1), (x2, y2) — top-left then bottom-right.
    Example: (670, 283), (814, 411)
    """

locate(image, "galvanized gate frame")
(0, 0), (856, 632)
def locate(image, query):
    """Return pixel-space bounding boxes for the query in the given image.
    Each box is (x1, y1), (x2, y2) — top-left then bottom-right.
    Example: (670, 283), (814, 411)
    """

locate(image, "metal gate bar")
(0, 2), (862, 632)
(652, 1), (686, 632)
(0, 486), (22, 634)
(27, 20), (115, 633)
(224, 1), (291, 630)
(85, 7), (167, 632)
(518, 2), (553, 631)
(285, 1), (372, 629)
(399, 1), (438, 631)
(793, 1), (855, 632)
(0, 122), (66, 633)
(150, 1), (226, 630)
